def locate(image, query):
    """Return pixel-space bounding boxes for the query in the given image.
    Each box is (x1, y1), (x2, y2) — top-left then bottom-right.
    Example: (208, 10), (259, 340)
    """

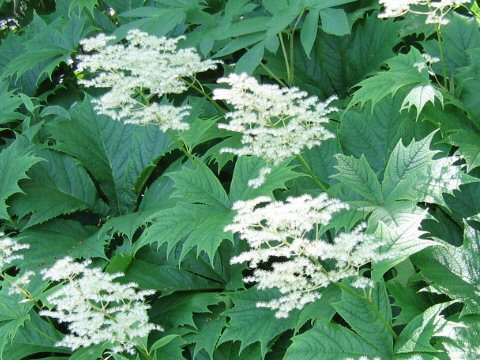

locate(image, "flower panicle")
(227, 195), (392, 318)
(78, 29), (220, 130)
(40, 257), (161, 355)
(378, 0), (470, 25)
(213, 73), (337, 188)
(0, 232), (29, 271)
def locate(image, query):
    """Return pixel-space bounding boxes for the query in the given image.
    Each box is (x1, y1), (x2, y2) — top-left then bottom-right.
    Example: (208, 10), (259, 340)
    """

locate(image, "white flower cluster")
(0, 233), (29, 271)
(379, 0), (470, 24)
(413, 53), (440, 74)
(8, 270), (35, 296)
(213, 73), (336, 187)
(40, 257), (161, 354)
(227, 195), (389, 318)
(422, 155), (463, 202)
(78, 29), (218, 130)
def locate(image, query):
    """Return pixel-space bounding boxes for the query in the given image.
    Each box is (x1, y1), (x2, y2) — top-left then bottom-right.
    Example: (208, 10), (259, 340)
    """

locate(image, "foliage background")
(0, 0), (480, 359)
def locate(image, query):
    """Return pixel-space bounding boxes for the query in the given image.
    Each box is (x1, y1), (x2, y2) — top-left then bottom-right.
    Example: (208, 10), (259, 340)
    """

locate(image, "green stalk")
(435, 24), (449, 90)
(296, 154), (330, 194)
(186, 79), (225, 113)
(279, 33), (292, 85)
(259, 62), (287, 87)
(288, 11), (304, 86)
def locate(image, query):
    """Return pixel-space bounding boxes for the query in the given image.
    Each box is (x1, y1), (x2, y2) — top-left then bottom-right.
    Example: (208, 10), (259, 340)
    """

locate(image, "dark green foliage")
(0, 1), (479, 359)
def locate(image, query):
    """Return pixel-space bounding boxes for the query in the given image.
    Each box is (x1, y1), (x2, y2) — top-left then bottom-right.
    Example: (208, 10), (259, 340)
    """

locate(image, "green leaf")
(387, 280), (431, 326)
(136, 160), (233, 262)
(411, 222), (480, 316)
(219, 288), (297, 356)
(116, 8), (187, 38)
(168, 161), (230, 209)
(151, 292), (220, 329)
(191, 315), (227, 359)
(333, 283), (394, 357)
(13, 219), (107, 270)
(291, 13), (401, 98)
(423, 13), (480, 74)
(333, 154), (383, 204)
(299, 137), (341, 186)
(136, 203), (233, 263)
(1, 311), (64, 360)
(68, 0), (98, 15)
(350, 48), (428, 111)
(122, 258), (220, 295)
(319, 8), (349, 36)
(401, 84), (443, 120)
(296, 285), (341, 329)
(0, 284), (34, 359)
(284, 323), (383, 360)
(300, 9), (320, 57)
(229, 157), (301, 201)
(151, 335), (186, 360)
(395, 302), (456, 354)
(448, 130), (480, 172)
(0, 138), (42, 221)
(48, 99), (174, 214)
(1, 14), (89, 83)
(382, 132), (437, 202)
(453, 48), (480, 122)
(0, 84), (23, 125)
(235, 42), (264, 74)
(11, 148), (102, 227)
(371, 211), (436, 281)
(340, 93), (415, 172)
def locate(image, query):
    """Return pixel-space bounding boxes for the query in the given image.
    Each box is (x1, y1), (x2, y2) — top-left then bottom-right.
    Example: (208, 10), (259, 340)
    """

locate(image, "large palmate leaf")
(412, 222), (480, 316)
(448, 129), (480, 172)
(0, 138), (42, 221)
(333, 154), (383, 204)
(340, 94), (415, 172)
(0, 284), (34, 359)
(136, 160), (233, 262)
(333, 283), (394, 358)
(395, 302), (457, 354)
(293, 13), (401, 97)
(219, 287), (297, 357)
(150, 292), (220, 330)
(1, 311), (65, 360)
(453, 48), (480, 122)
(423, 12), (480, 74)
(13, 219), (107, 270)
(349, 48), (429, 111)
(11, 148), (102, 228)
(122, 255), (221, 295)
(0, 82), (23, 125)
(48, 99), (174, 214)
(228, 157), (301, 201)
(382, 132), (435, 201)
(335, 131), (452, 209)
(371, 211), (435, 281)
(284, 322), (384, 360)
(1, 13), (91, 84)
(137, 157), (301, 263)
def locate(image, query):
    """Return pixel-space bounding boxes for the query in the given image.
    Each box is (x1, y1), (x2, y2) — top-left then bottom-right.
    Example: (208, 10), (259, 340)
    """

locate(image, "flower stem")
(259, 62), (287, 87)
(279, 33), (292, 85)
(186, 79), (225, 113)
(435, 24), (449, 90)
(296, 154), (330, 194)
